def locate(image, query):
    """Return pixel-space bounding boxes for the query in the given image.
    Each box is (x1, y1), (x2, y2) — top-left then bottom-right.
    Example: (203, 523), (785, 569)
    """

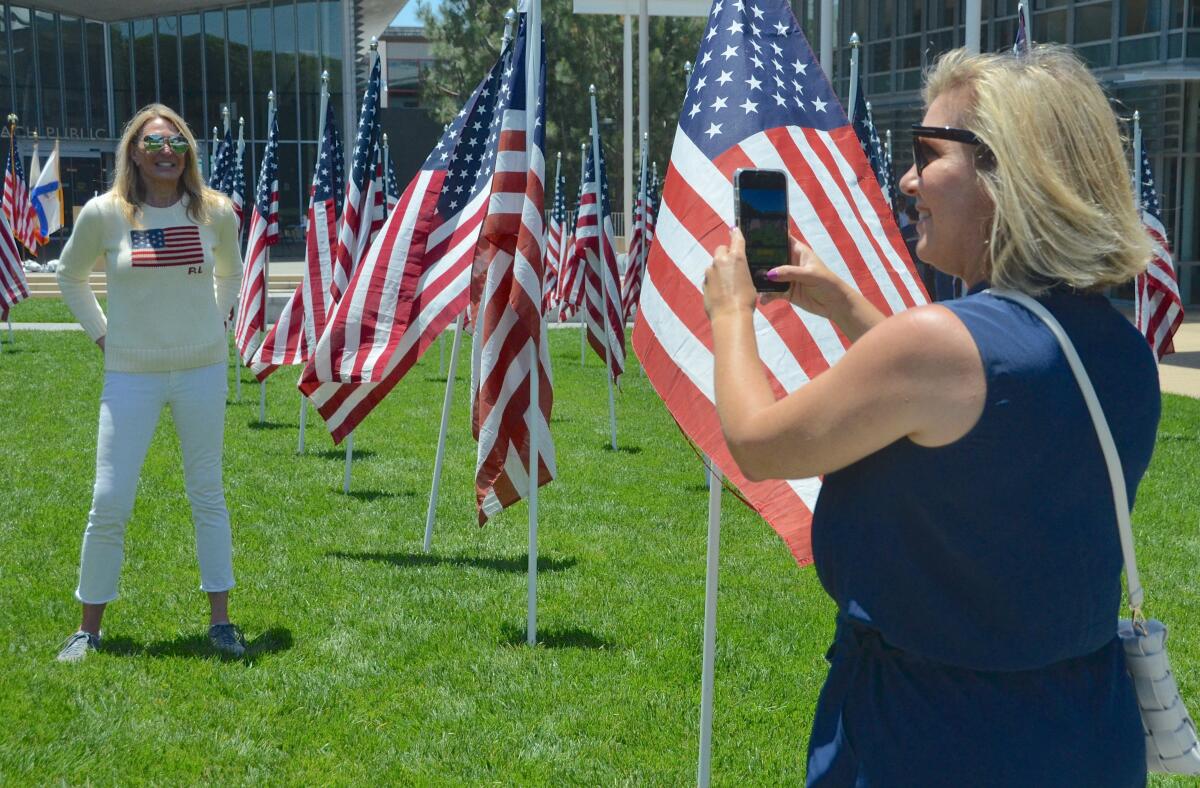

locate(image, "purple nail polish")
(766, 270), (778, 281)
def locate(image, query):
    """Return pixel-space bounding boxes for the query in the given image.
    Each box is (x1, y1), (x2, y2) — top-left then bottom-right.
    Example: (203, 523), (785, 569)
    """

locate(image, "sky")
(391, 0), (438, 27)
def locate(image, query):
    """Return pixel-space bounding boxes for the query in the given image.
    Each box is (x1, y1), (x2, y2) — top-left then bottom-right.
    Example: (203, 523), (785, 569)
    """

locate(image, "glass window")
(1033, 0), (1067, 8)
(157, 16), (180, 112)
(990, 17), (1016, 50)
(899, 34), (921, 69)
(180, 14), (204, 137)
(926, 28), (955, 62)
(1168, 31), (1182, 58)
(62, 15), (88, 134)
(320, 0), (344, 145)
(0, 8), (11, 119)
(1121, 0), (1163, 36)
(110, 21), (132, 125)
(274, 2), (299, 141)
(8, 7), (35, 129)
(1032, 9), (1067, 43)
(86, 21), (109, 136)
(228, 7), (252, 141)
(868, 40), (891, 73)
(203, 10), (226, 139)
(1075, 42), (1112, 68)
(870, 2), (895, 38)
(899, 0), (924, 35)
(1169, 0), (1185, 28)
(275, 141), (301, 245)
(993, 0), (1019, 15)
(1118, 36), (1160, 63)
(131, 18), (155, 109)
(867, 73), (892, 95)
(297, 0), (321, 141)
(927, 0), (956, 29)
(36, 10), (62, 133)
(1075, 3), (1112, 43)
(250, 3), (274, 141)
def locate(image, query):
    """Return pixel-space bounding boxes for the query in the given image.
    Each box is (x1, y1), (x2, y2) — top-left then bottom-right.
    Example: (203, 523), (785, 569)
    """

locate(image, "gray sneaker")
(208, 623), (247, 657)
(56, 630), (101, 663)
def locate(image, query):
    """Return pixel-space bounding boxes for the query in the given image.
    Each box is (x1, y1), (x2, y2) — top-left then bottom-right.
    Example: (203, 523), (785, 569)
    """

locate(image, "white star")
(711, 0), (723, 14)
(792, 59), (807, 74)
(813, 97), (828, 112)
(716, 69), (733, 85)
(739, 98), (758, 114)
(707, 25), (717, 40)
(774, 74), (785, 88)
(694, 75), (708, 92)
(465, 152), (475, 162)
(726, 19), (744, 34)
(772, 92), (786, 106)
(792, 80), (804, 93)
(705, 122), (723, 138)
(750, 40), (763, 53)
(774, 21), (790, 35)
(473, 121), (482, 130)
(745, 75), (762, 90)
(457, 108), (467, 118)
(750, 4), (764, 18)
(449, 199), (458, 209)
(771, 42), (784, 56)
(793, 96), (805, 109)
(699, 50), (713, 67)
(772, 58), (783, 72)
(711, 96), (728, 111)
(750, 54), (764, 69)
(733, 0), (744, 10)
(721, 45), (738, 61)
(455, 183), (464, 193)
(750, 23), (761, 38)
(688, 102), (702, 118)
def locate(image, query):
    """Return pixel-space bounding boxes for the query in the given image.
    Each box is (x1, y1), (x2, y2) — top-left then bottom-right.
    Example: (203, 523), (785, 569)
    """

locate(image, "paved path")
(11, 313), (1200, 399)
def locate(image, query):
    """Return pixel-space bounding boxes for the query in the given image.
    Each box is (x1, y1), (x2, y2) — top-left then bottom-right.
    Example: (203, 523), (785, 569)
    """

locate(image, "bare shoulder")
(853, 303), (980, 373)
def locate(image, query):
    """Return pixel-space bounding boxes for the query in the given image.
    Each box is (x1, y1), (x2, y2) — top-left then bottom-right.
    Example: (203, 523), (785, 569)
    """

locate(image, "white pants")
(76, 362), (235, 604)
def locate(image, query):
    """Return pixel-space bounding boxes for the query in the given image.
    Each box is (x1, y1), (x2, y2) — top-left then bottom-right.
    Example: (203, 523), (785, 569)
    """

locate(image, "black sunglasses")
(141, 133), (190, 154)
(910, 125), (989, 176)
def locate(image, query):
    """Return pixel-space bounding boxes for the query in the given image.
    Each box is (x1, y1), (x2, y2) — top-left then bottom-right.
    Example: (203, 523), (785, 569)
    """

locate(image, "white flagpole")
(527, 339), (540, 646)
(424, 312), (466, 553)
(579, 140), (588, 365)
(589, 86), (618, 451)
(697, 463), (723, 788)
(1133, 111), (1143, 330)
(258, 91), (277, 424)
(848, 33), (860, 115)
(298, 396), (308, 453)
(299, 76), (332, 454)
(343, 431), (354, 493)
(210, 126), (219, 181)
(233, 115), (246, 403)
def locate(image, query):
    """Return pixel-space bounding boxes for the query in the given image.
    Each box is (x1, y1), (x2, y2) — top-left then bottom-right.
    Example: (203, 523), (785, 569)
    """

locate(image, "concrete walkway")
(11, 312), (1200, 399)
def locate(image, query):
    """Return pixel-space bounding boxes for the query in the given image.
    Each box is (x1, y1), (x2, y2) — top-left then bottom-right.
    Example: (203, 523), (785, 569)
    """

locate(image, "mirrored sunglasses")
(141, 133), (190, 154)
(910, 125), (989, 176)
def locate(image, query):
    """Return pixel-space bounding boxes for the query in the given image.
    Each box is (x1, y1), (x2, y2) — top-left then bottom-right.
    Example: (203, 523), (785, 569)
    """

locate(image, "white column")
(965, 0), (982, 53)
(638, 0), (649, 151)
(624, 15), (634, 238)
(819, 0), (834, 75)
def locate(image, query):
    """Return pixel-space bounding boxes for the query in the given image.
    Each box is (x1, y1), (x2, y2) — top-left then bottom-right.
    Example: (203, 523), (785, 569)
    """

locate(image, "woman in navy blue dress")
(703, 46), (1158, 786)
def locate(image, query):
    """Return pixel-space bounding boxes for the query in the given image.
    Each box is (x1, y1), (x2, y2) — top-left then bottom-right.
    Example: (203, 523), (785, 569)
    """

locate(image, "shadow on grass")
(313, 448), (377, 461)
(423, 375), (462, 384)
(500, 624), (616, 650)
(327, 550), (577, 574)
(101, 627), (294, 661)
(246, 420), (289, 430)
(1158, 432), (1199, 442)
(340, 488), (416, 501)
(686, 483), (714, 493)
(601, 442), (642, 455)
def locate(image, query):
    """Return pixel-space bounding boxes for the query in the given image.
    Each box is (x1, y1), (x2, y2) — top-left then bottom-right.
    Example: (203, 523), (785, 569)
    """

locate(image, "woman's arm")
(705, 229), (985, 481)
(55, 200), (108, 344)
(211, 201), (243, 322)
(761, 238), (887, 342)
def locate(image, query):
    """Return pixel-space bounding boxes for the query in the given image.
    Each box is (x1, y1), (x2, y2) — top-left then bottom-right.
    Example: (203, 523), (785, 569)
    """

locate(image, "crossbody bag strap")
(987, 289), (1144, 615)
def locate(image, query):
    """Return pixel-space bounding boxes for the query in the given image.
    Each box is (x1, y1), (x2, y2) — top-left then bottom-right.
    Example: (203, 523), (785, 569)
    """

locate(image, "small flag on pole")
(543, 155), (567, 314)
(30, 139), (64, 243)
(579, 119), (625, 382)
(1134, 119), (1184, 361)
(3, 121), (38, 253)
(234, 101), (281, 365)
(0, 207), (28, 321)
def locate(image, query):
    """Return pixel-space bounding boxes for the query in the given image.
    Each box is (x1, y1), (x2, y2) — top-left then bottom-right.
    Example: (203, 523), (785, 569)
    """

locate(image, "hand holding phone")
(733, 168), (790, 293)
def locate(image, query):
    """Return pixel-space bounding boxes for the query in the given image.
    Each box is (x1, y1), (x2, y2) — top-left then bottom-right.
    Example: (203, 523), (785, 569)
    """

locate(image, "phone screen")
(735, 169), (789, 292)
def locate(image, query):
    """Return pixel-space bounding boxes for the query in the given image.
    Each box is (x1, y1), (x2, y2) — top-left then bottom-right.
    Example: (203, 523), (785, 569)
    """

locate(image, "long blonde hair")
(111, 104), (227, 226)
(924, 46), (1151, 294)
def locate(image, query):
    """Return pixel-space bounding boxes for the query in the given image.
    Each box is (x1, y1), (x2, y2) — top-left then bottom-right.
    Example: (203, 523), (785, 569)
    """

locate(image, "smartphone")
(733, 168), (790, 293)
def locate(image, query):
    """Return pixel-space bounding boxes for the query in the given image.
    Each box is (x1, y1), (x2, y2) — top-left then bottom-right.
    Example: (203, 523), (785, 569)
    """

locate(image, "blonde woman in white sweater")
(55, 104), (245, 662)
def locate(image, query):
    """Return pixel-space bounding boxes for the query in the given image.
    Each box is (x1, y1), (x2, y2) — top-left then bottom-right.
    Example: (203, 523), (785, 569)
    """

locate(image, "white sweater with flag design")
(57, 193), (242, 372)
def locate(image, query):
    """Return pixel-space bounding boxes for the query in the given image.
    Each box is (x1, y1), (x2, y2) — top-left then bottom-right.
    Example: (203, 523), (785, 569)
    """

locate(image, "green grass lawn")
(1, 327), (1197, 784)
(6, 297), (107, 323)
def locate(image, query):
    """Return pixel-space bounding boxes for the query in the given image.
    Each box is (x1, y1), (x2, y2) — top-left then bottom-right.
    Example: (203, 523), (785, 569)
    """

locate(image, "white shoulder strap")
(987, 289), (1144, 613)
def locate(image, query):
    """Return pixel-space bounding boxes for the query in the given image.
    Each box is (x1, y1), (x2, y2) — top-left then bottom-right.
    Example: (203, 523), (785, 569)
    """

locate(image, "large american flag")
(233, 107), (281, 365)
(621, 140), (650, 320)
(580, 121), (625, 381)
(850, 70), (892, 207)
(631, 0), (925, 565)
(542, 156), (567, 313)
(0, 207), (28, 321)
(230, 124), (247, 237)
(1134, 135), (1184, 361)
(555, 165), (587, 319)
(296, 38), (514, 443)
(251, 99), (342, 380)
(3, 130), (37, 253)
(130, 226), (205, 267)
(470, 2), (555, 523)
(329, 51), (386, 308)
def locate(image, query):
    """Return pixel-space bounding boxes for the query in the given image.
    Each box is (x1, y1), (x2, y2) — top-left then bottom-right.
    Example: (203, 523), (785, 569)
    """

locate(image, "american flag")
(130, 226), (205, 267)
(0, 207), (28, 320)
(631, 0), (925, 565)
(251, 99), (342, 380)
(850, 77), (891, 207)
(470, 2), (555, 523)
(230, 124), (247, 236)
(580, 120), (625, 381)
(329, 50), (386, 308)
(542, 156), (567, 313)
(385, 154), (401, 212)
(233, 106), (280, 365)
(3, 130), (37, 253)
(555, 165), (587, 319)
(1013, 3), (1029, 54)
(211, 126), (235, 195)
(296, 36), (514, 443)
(1134, 135), (1184, 361)
(621, 140), (650, 320)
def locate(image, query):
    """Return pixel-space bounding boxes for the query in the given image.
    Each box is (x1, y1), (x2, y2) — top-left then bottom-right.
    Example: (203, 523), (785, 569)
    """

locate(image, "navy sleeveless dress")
(805, 286), (1160, 787)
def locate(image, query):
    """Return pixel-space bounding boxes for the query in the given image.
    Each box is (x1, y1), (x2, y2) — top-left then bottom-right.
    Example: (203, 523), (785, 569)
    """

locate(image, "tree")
(419, 0), (705, 212)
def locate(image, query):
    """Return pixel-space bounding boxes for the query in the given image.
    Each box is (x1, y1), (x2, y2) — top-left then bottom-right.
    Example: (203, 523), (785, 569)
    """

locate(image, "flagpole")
(697, 463), (722, 788)
(579, 140), (588, 365)
(1133, 110), (1143, 330)
(423, 312), (466, 553)
(527, 338), (540, 646)
(590, 86), (619, 451)
(233, 117), (246, 403)
(343, 431), (354, 493)
(298, 77), (332, 453)
(848, 33), (860, 116)
(259, 90), (277, 424)
(210, 126), (219, 182)
(298, 396), (308, 453)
